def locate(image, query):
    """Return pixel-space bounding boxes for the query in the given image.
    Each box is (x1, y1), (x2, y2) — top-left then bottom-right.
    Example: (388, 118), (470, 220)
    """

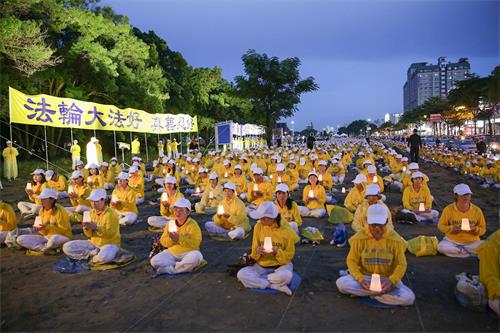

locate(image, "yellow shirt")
(214, 196), (250, 234)
(70, 184), (91, 207)
(160, 191), (185, 217)
(344, 186), (365, 213)
(111, 163), (122, 176)
(28, 182), (47, 205)
(251, 220), (299, 267)
(352, 200), (393, 233)
(347, 228), (408, 285)
(83, 207), (120, 247)
(46, 176), (67, 192)
(366, 174), (385, 193)
(247, 181), (274, 206)
(477, 230), (500, 300)
(200, 184), (224, 208)
(128, 174), (145, 198)
(0, 202), (17, 232)
(402, 185), (433, 211)
(160, 217), (202, 255)
(302, 185), (326, 210)
(131, 139), (140, 154)
(38, 204), (72, 239)
(230, 175), (248, 194)
(110, 186), (138, 214)
(317, 171), (333, 191)
(271, 173), (293, 188)
(438, 203), (486, 244)
(275, 200), (302, 226)
(102, 169), (114, 184)
(70, 144), (80, 158)
(87, 174), (104, 190)
(480, 166), (498, 182)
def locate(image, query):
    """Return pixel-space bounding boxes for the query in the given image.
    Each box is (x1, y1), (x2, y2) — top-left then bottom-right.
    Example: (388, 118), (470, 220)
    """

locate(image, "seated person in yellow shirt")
(285, 160), (300, 191)
(86, 163), (105, 190)
(336, 204), (415, 306)
(352, 184), (393, 233)
(238, 201), (300, 296)
(480, 160), (499, 188)
(230, 164), (248, 200)
(110, 172), (138, 225)
(317, 160), (333, 191)
(18, 168), (46, 217)
(437, 184), (486, 258)
(128, 165), (145, 205)
(477, 230), (500, 316)
(365, 165), (384, 193)
(274, 184), (302, 234)
(329, 158), (346, 184)
(299, 171), (327, 218)
(271, 163), (292, 188)
(63, 188), (121, 264)
(45, 170), (68, 199)
(205, 182), (251, 240)
(148, 176), (185, 228)
(246, 167), (274, 210)
(400, 171), (439, 223)
(194, 172), (224, 214)
(0, 201), (17, 244)
(344, 174), (366, 213)
(67, 170), (92, 216)
(150, 198), (204, 275)
(16, 188), (72, 252)
(100, 162), (115, 190)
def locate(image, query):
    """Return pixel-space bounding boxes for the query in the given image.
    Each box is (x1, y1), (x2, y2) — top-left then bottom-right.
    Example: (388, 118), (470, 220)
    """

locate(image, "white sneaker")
(270, 283), (292, 296)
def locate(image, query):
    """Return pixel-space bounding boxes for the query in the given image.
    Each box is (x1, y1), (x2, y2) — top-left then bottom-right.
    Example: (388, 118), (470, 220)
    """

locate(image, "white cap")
(276, 163), (285, 172)
(249, 201), (279, 220)
(88, 163), (99, 170)
(132, 156), (139, 161)
(193, 158), (200, 163)
(411, 171), (425, 179)
(223, 182), (236, 191)
(87, 188), (107, 201)
(76, 160), (84, 166)
(186, 157), (192, 162)
(367, 165), (376, 174)
(164, 176), (177, 184)
(362, 159), (372, 165)
(198, 167), (207, 173)
(275, 183), (289, 193)
(31, 168), (45, 175)
(310, 154), (318, 160)
(132, 161), (140, 167)
(101, 162), (109, 167)
(223, 159), (231, 166)
(110, 157), (118, 161)
(37, 188), (58, 200)
(401, 157), (408, 162)
(168, 159), (175, 164)
(331, 159), (339, 164)
(453, 183), (472, 196)
(408, 162), (419, 170)
(308, 171), (318, 178)
(117, 172), (129, 180)
(287, 160), (296, 165)
(45, 170), (55, 180)
(352, 174), (367, 184)
(487, 160), (494, 165)
(71, 170), (83, 179)
(365, 184), (381, 196)
(209, 172), (218, 180)
(253, 168), (263, 175)
(173, 198), (192, 211)
(396, 154), (403, 159)
(234, 164), (242, 170)
(271, 155), (279, 160)
(367, 204), (388, 225)
(6, 140), (12, 144)
(129, 166), (138, 173)
(299, 157), (306, 166)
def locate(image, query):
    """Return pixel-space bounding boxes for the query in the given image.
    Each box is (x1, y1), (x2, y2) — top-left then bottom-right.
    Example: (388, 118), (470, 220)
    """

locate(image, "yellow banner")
(8, 87), (197, 134)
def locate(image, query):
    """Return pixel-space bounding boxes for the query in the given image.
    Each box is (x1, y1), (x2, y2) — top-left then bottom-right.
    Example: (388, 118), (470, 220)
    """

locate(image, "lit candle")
(253, 184), (258, 192)
(209, 191), (214, 199)
(341, 187), (346, 193)
(83, 211), (91, 223)
(461, 218), (470, 231)
(263, 237), (273, 253)
(87, 178), (92, 184)
(370, 273), (382, 292)
(168, 219), (178, 233)
(68, 185), (74, 194)
(161, 192), (168, 202)
(308, 189), (314, 198)
(402, 166), (407, 172)
(224, 172), (228, 178)
(373, 176), (378, 183)
(26, 182), (32, 190)
(419, 202), (425, 212)
(277, 176), (282, 183)
(34, 216), (42, 227)
(195, 187), (201, 194)
(111, 195), (118, 203)
(217, 204), (225, 215)
(270, 174), (273, 179)
(191, 166), (195, 171)
(318, 174), (323, 182)
(464, 171), (467, 175)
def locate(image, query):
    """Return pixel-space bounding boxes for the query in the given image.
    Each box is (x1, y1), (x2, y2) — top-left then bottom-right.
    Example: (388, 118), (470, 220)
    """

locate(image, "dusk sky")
(102, 0), (499, 131)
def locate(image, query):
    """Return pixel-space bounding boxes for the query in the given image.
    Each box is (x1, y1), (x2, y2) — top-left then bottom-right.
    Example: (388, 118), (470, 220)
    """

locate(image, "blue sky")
(101, 0), (499, 131)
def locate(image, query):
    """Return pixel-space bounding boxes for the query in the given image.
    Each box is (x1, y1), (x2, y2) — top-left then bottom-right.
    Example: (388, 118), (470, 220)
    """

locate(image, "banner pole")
(44, 125), (49, 170)
(113, 130), (117, 158)
(70, 127), (74, 144)
(144, 132), (149, 162)
(129, 131), (133, 161)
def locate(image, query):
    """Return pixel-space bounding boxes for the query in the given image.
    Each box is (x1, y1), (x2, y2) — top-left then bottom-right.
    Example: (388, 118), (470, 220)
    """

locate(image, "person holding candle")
(274, 184), (302, 234)
(66, 170), (92, 215)
(365, 165), (384, 193)
(150, 198), (204, 275)
(238, 201), (300, 295)
(63, 188), (121, 264)
(437, 184), (486, 258)
(328, 158), (346, 185)
(344, 174), (367, 213)
(18, 168), (47, 217)
(298, 171), (327, 218)
(229, 165), (248, 200)
(205, 182), (250, 240)
(400, 171), (439, 223)
(45, 170), (68, 199)
(246, 168), (274, 209)
(110, 172), (138, 225)
(352, 184), (393, 233)
(195, 172), (224, 214)
(271, 163), (292, 188)
(336, 204), (415, 306)
(401, 163), (429, 191)
(477, 229), (500, 316)
(109, 157), (122, 177)
(148, 176), (185, 228)
(75, 160), (89, 182)
(86, 163), (104, 190)
(17, 188), (72, 252)
(128, 165), (145, 205)
(285, 160), (300, 191)
(0, 200), (17, 244)
(100, 162), (115, 190)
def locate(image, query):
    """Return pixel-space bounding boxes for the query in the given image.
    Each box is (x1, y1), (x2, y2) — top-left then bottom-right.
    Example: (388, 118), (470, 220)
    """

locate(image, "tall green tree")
(235, 50), (318, 143)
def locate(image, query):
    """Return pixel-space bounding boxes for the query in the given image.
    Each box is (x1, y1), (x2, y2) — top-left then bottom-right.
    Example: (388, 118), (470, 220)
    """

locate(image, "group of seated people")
(0, 139), (497, 315)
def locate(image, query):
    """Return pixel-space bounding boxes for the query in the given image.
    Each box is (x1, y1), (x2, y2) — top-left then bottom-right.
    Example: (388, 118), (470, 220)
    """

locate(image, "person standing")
(306, 135), (315, 150)
(408, 129), (422, 162)
(476, 136), (487, 155)
(70, 140), (81, 170)
(157, 140), (164, 158)
(2, 140), (18, 181)
(86, 137), (98, 166)
(131, 137), (140, 157)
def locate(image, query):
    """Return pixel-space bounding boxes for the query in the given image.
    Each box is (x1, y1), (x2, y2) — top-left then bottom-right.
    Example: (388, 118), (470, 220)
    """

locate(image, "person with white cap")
(401, 162), (429, 191)
(299, 171), (327, 218)
(17, 188), (72, 252)
(477, 229), (500, 316)
(128, 165), (144, 205)
(437, 184), (486, 258)
(246, 168), (274, 209)
(229, 165), (248, 200)
(100, 162), (115, 190)
(218, 159), (234, 181)
(45, 170), (68, 198)
(17, 168), (47, 216)
(479, 160), (499, 188)
(316, 160), (333, 191)
(237, 201), (300, 296)
(0, 200), (17, 244)
(328, 159), (346, 185)
(75, 160), (89, 182)
(63, 188), (121, 264)
(195, 172), (224, 214)
(274, 184), (302, 234)
(110, 172), (138, 225)
(285, 160), (300, 191)
(2, 140), (18, 181)
(150, 198), (204, 275)
(336, 204), (415, 306)
(70, 140), (80, 170)
(205, 182), (250, 240)
(344, 174), (367, 213)
(148, 176), (185, 228)
(66, 170), (92, 216)
(400, 171), (439, 223)
(270, 163), (292, 188)
(86, 163), (104, 190)
(352, 184), (393, 233)
(157, 139), (164, 158)
(109, 157), (122, 177)
(365, 165), (384, 193)
(297, 157), (312, 184)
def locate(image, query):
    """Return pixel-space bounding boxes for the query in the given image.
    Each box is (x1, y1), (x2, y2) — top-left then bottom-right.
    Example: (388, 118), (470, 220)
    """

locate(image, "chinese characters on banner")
(9, 87), (198, 134)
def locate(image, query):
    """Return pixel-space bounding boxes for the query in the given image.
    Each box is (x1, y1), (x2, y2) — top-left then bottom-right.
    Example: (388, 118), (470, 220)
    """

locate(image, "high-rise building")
(403, 57), (470, 113)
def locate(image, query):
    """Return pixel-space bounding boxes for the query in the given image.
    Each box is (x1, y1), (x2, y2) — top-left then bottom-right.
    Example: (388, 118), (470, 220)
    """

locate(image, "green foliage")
(339, 119), (377, 136)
